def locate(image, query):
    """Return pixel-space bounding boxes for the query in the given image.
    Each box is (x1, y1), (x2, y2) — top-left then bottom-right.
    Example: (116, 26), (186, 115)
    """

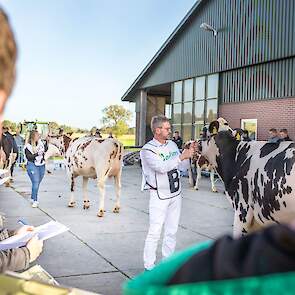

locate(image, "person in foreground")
(140, 115), (195, 271)
(168, 222), (295, 285)
(0, 7), (43, 272)
(0, 224), (43, 272)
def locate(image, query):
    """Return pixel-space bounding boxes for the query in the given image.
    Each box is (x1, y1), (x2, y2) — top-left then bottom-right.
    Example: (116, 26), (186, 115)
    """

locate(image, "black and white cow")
(201, 119), (295, 237)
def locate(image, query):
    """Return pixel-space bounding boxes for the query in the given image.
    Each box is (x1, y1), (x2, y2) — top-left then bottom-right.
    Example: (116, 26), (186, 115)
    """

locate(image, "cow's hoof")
(212, 189), (218, 193)
(113, 206), (120, 213)
(194, 187), (199, 191)
(47, 170), (52, 174)
(68, 201), (76, 208)
(83, 200), (90, 209)
(97, 209), (104, 217)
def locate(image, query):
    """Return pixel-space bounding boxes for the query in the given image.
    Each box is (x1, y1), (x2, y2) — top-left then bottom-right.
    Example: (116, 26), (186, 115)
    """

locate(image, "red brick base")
(219, 97), (295, 140)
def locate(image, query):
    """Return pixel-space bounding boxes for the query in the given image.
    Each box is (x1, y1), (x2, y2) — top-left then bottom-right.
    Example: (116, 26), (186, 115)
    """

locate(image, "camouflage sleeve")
(0, 247), (30, 272)
(0, 228), (10, 241)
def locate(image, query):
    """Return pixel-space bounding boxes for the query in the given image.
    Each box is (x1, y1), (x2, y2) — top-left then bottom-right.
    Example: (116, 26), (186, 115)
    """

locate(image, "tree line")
(3, 104), (134, 137)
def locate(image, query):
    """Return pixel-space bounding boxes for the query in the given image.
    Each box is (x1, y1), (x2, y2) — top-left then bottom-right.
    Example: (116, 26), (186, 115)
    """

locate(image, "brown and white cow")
(185, 140), (217, 193)
(47, 135), (123, 217)
(200, 119), (295, 237)
(193, 152), (217, 193)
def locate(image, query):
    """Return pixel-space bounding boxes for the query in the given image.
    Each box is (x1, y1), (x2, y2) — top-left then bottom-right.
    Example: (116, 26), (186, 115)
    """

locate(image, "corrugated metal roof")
(121, 0), (205, 101)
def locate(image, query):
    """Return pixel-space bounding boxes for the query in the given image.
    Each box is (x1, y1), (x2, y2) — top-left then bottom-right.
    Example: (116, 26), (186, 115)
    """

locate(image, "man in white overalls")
(140, 115), (195, 270)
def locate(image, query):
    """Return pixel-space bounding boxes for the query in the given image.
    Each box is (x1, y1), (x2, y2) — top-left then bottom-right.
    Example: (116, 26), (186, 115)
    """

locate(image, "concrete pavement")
(0, 165), (233, 294)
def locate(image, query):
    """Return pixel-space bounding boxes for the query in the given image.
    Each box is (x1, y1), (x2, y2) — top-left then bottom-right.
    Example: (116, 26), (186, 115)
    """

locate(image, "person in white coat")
(140, 115), (195, 270)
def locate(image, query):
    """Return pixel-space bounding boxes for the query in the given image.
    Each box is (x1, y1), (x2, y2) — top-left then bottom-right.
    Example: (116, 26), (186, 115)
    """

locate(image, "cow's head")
(47, 134), (72, 156)
(200, 119), (237, 169)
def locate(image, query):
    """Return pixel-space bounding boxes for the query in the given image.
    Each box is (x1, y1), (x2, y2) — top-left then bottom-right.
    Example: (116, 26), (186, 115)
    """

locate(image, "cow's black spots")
(242, 228), (247, 234)
(260, 143), (280, 158)
(80, 140), (92, 151)
(252, 170), (262, 206)
(261, 144), (295, 219)
(70, 175), (74, 192)
(258, 213), (264, 223)
(239, 203), (248, 222)
(104, 168), (110, 176)
(74, 156), (79, 167)
(283, 201), (287, 208)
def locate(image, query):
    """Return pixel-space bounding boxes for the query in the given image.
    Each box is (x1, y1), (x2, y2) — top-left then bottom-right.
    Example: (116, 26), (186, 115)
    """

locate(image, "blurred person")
(268, 128), (280, 143)
(14, 129), (24, 146)
(243, 130), (252, 142)
(24, 130), (48, 208)
(0, 7), (43, 272)
(172, 131), (183, 150)
(279, 129), (292, 141)
(3, 125), (18, 177)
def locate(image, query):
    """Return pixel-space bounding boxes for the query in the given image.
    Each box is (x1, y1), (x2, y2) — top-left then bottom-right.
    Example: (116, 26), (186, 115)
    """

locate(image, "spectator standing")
(279, 129), (292, 141)
(24, 130), (48, 208)
(14, 129), (25, 165)
(172, 131), (183, 150)
(3, 126), (18, 177)
(268, 128), (280, 143)
(243, 130), (252, 142)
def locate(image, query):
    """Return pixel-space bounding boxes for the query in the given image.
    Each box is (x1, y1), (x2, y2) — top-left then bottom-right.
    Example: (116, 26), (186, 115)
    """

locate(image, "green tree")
(49, 121), (59, 131)
(101, 104), (132, 137)
(2, 119), (17, 132)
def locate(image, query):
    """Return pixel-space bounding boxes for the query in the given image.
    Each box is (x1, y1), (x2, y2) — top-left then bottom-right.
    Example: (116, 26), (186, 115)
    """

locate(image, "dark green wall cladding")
(220, 57), (295, 103)
(141, 0), (295, 89)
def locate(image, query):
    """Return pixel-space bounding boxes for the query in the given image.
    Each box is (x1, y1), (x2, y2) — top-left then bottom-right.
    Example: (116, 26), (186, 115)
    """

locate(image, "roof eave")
(121, 0), (204, 102)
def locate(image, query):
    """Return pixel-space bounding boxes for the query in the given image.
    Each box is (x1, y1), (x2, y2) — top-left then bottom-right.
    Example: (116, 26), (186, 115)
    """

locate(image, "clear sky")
(1, 0), (196, 129)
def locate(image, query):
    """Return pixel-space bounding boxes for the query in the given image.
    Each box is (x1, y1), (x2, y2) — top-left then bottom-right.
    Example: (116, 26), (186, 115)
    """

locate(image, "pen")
(17, 219), (28, 226)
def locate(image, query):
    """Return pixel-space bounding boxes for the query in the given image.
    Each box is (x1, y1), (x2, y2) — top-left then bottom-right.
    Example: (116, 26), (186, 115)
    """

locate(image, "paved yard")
(0, 165), (233, 294)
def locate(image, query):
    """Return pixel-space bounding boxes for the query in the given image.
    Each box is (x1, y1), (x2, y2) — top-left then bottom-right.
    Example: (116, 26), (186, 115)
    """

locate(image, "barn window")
(207, 74), (219, 98)
(173, 81), (182, 103)
(195, 77), (205, 100)
(206, 99), (218, 123)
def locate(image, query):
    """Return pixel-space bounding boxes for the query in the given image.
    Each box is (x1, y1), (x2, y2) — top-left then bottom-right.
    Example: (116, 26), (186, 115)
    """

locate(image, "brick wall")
(219, 97), (295, 140)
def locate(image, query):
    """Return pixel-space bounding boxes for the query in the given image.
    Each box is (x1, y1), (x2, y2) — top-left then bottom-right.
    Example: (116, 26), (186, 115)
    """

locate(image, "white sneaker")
(30, 199), (34, 204)
(32, 201), (39, 208)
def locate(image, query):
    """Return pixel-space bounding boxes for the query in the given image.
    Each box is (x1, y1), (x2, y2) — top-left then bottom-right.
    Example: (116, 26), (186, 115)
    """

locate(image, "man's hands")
(179, 142), (196, 161)
(26, 236), (43, 263)
(15, 225), (34, 236)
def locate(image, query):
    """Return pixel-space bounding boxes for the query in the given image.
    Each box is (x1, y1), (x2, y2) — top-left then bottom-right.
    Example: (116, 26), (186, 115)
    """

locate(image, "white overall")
(140, 138), (182, 270)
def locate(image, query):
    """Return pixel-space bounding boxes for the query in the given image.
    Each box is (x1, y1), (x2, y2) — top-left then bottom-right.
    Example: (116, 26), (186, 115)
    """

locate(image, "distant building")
(121, 0), (295, 144)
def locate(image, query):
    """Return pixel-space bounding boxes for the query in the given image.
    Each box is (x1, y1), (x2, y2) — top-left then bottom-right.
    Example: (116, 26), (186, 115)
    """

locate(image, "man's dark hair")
(269, 128), (277, 133)
(174, 131), (179, 134)
(0, 8), (17, 98)
(280, 129), (288, 134)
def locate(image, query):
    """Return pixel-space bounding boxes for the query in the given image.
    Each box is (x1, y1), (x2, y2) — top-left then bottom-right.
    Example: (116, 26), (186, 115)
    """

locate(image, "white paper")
(0, 177), (10, 186)
(0, 221), (69, 251)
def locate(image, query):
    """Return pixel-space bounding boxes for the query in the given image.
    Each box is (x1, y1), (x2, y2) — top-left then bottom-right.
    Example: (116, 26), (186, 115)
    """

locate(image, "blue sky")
(2, 0), (195, 129)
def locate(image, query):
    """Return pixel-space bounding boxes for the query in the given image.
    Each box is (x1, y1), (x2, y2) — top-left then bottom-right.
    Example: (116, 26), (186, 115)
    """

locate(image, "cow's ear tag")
(236, 133), (241, 140)
(212, 127), (217, 135)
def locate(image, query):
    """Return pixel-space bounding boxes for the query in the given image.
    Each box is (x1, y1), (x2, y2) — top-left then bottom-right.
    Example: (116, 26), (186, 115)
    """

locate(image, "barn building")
(121, 0), (295, 145)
